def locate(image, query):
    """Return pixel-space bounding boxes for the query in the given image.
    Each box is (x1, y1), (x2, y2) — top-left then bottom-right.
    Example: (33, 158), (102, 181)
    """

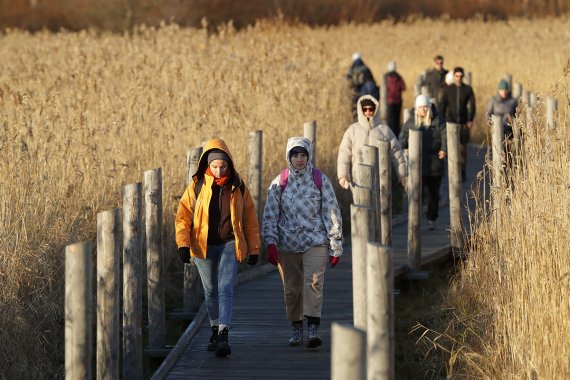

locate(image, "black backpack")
(194, 178), (245, 199)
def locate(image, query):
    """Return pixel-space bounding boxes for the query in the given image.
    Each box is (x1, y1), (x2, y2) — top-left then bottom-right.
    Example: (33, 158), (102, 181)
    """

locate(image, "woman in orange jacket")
(176, 138), (260, 357)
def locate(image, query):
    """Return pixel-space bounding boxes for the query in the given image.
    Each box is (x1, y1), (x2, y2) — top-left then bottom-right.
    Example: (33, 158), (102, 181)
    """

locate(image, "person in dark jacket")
(384, 60), (406, 137)
(400, 95), (447, 230)
(421, 54), (449, 100)
(440, 67), (476, 181)
(347, 52), (380, 120)
(486, 79), (518, 139)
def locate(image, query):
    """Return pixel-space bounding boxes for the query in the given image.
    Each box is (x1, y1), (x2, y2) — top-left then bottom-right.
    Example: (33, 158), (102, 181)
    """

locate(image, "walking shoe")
(288, 322), (303, 346)
(428, 220), (436, 230)
(307, 324), (322, 348)
(207, 325), (219, 352)
(215, 327), (231, 357)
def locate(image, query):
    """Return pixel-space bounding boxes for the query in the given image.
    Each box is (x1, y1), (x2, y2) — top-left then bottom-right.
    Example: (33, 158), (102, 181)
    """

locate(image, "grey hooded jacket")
(262, 137), (343, 257)
(337, 95), (408, 184)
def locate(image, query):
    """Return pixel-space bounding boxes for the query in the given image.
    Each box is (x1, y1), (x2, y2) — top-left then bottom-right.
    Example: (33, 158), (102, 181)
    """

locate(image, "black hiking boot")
(307, 324), (322, 348)
(215, 327), (231, 357)
(207, 325), (219, 352)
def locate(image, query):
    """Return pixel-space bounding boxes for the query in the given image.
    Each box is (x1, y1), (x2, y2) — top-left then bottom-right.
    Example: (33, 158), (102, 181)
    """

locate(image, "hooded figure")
(262, 136), (343, 348)
(337, 94), (408, 189)
(175, 138), (260, 358)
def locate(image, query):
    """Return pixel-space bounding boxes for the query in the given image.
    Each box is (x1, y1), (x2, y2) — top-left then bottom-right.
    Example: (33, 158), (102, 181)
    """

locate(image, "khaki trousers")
(277, 246), (329, 321)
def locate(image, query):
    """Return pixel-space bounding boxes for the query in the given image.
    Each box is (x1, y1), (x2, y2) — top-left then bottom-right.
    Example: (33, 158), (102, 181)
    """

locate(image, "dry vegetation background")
(0, 16), (569, 378)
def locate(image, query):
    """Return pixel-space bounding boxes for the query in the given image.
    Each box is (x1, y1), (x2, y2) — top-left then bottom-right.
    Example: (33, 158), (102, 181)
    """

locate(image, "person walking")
(347, 52), (380, 120)
(440, 67), (476, 181)
(262, 137), (343, 348)
(384, 60), (407, 137)
(421, 54), (449, 101)
(486, 78), (518, 139)
(337, 94), (408, 191)
(399, 95), (447, 230)
(175, 138), (260, 358)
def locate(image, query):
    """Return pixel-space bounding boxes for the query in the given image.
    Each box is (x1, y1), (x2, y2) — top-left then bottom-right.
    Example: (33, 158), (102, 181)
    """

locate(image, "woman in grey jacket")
(262, 137), (343, 348)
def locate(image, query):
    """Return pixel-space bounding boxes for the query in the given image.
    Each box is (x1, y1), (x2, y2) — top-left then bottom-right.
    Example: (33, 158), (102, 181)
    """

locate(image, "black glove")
(178, 247), (190, 264)
(247, 255), (259, 266)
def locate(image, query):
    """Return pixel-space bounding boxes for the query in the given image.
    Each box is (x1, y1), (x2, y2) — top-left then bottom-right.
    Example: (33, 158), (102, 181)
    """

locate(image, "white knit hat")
(352, 52), (361, 61)
(387, 61), (396, 72)
(415, 95), (431, 108)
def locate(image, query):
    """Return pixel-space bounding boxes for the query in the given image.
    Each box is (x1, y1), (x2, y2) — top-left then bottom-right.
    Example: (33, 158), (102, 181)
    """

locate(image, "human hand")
(339, 178), (350, 190)
(466, 121), (473, 129)
(267, 244), (279, 266)
(438, 151), (447, 159)
(400, 177), (408, 191)
(247, 254), (259, 266)
(178, 247), (190, 264)
(329, 256), (340, 268)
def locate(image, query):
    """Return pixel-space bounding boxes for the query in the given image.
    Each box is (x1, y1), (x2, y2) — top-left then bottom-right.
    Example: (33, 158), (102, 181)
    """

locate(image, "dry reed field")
(0, 17), (569, 377)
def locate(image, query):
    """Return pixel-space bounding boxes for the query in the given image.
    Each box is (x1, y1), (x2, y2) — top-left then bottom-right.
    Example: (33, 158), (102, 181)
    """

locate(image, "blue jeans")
(194, 241), (238, 326)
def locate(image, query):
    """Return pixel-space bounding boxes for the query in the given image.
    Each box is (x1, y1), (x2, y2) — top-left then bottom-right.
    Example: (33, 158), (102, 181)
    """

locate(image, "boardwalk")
(155, 145), (486, 380)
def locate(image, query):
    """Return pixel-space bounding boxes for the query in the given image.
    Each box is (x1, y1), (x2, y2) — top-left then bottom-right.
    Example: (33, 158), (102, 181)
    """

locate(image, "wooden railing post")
(65, 241), (93, 380)
(350, 205), (371, 330)
(407, 129), (422, 271)
(512, 82), (522, 100)
(122, 183), (143, 380)
(377, 140), (392, 246)
(303, 121), (317, 167)
(331, 323), (366, 380)
(97, 209), (120, 379)
(247, 130), (263, 223)
(354, 163), (376, 242)
(491, 115), (505, 195)
(362, 145), (380, 242)
(145, 168), (165, 349)
(402, 108), (413, 215)
(366, 242), (394, 380)
(446, 123), (464, 251)
(504, 73), (513, 90)
(186, 147), (203, 186)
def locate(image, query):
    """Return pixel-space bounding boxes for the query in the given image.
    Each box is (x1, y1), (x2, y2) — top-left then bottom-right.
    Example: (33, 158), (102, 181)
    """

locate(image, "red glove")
(267, 244), (279, 266)
(330, 256), (340, 268)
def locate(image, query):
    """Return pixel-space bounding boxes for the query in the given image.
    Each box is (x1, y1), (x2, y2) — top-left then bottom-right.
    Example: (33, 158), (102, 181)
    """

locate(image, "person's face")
(498, 89), (508, 99)
(362, 105), (376, 117)
(417, 105), (430, 118)
(434, 59), (444, 70)
(290, 152), (308, 170)
(209, 159), (229, 178)
(454, 72), (464, 85)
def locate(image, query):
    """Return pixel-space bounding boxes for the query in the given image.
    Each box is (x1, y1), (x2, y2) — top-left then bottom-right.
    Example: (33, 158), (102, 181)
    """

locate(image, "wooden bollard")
(122, 183), (143, 380)
(377, 140), (392, 246)
(546, 96), (557, 130)
(512, 82), (522, 100)
(354, 163), (377, 242)
(186, 147), (203, 186)
(97, 209), (120, 379)
(446, 123), (464, 250)
(366, 242), (394, 380)
(420, 85), (429, 96)
(402, 109), (413, 215)
(407, 129), (422, 271)
(65, 241), (93, 380)
(331, 323), (366, 380)
(491, 115), (505, 192)
(464, 71), (472, 86)
(145, 168), (165, 349)
(351, 205), (372, 330)
(247, 130), (263, 222)
(362, 145), (380, 242)
(303, 121), (317, 167)
(525, 91), (533, 132)
(504, 73), (513, 90)
(380, 75), (388, 121)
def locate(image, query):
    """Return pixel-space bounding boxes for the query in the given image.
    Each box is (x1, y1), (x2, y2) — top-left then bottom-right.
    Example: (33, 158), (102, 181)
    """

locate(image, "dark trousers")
(423, 175), (443, 221)
(386, 103), (402, 137)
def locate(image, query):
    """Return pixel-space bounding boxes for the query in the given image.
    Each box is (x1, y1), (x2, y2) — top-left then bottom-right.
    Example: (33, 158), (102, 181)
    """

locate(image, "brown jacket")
(175, 139), (260, 261)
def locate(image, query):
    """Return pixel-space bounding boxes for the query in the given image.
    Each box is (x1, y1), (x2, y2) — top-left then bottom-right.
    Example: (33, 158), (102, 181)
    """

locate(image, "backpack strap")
(279, 169), (289, 191)
(312, 168), (322, 191)
(279, 168), (322, 192)
(194, 178), (204, 199)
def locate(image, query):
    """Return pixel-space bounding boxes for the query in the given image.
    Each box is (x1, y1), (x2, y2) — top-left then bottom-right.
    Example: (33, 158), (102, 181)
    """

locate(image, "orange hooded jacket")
(175, 139), (260, 261)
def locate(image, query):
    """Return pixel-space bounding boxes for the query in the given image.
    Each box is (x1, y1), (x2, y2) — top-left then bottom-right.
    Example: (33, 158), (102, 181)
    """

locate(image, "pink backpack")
(279, 168), (322, 192)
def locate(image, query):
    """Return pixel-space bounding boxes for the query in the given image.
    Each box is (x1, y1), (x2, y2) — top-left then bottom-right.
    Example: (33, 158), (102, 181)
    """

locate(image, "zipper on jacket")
(456, 85), (460, 123)
(218, 186), (223, 238)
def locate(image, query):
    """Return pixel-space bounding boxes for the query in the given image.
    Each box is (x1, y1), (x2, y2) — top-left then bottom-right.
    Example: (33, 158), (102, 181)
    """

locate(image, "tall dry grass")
(0, 17), (568, 377)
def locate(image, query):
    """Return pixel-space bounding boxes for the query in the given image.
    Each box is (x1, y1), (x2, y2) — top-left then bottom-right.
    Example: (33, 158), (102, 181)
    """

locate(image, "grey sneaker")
(307, 324), (322, 348)
(288, 323), (303, 346)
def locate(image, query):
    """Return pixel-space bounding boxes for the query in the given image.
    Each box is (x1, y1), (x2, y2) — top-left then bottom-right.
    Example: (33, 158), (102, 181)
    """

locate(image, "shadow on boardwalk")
(158, 145), (487, 380)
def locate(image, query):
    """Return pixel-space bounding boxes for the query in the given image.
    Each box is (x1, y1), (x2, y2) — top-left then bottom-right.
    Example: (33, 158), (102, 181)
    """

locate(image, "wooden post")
(247, 130), (263, 222)
(351, 205), (371, 330)
(446, 123), (464, 250)
(546, 96), (557, 130)
(186, 147), (203, 186)
(377, 140), (392, 246)
(504, 73), (513, 90)
(366, 242), (394, 380)
(525, 91), (533, 132)
(491, 115), (505, 193)
(354, 163), (376, 242)
(512, 82), (522, 100)
(303, 121), (317, 167)
(361, 145), (380, 242)
(380, 74), (388, 121)
(65, 241), (93, 380)
(97, 209), (120, 380)
(145, 168), (165, 349)
(331, 323), (366, 380)
(402, 108), (413, 216)
(122, 183), (143, 380)
(407, 129), (422, 270)
(464, 71), (472, 86)
(420, 85), (429, 96)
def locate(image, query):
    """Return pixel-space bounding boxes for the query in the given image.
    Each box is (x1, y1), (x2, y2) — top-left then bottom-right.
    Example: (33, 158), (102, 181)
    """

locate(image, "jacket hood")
(285, 136), (313, 174)
(194, 138), (239, 181)
(356, 94), (381, 128)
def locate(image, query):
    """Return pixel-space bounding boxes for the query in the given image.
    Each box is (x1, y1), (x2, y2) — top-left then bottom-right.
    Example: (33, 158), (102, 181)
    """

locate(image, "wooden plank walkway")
(155, 145), (487, 380)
